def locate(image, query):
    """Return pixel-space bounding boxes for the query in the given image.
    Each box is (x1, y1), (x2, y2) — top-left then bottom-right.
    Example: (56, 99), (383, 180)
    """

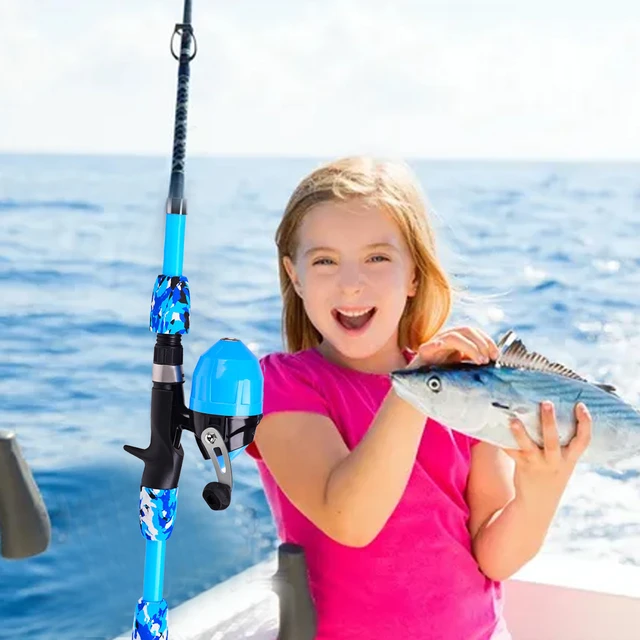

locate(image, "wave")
(0, 199), (103, 212)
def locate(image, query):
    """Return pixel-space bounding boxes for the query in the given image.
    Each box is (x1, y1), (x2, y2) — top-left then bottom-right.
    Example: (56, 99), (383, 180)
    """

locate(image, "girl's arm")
(256, 388), (426, 548)
(468, 401), (592, 581)
(256, 328), (495, 548)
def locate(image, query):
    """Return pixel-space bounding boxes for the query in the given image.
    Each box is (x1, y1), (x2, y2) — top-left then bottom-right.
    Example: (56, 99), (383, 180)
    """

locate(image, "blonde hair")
(275, 156), (452, 353)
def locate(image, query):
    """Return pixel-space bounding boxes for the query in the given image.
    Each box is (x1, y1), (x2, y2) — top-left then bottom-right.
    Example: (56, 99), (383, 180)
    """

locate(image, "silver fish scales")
(390, 331), (640, 467)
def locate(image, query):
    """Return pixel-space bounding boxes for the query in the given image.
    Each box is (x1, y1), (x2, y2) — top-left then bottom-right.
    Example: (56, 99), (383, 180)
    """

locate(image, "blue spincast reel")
(190, 338), (263, 510)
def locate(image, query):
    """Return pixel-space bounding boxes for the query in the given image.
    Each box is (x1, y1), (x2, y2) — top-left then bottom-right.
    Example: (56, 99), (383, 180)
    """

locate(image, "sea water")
(1, 154), (638, 639)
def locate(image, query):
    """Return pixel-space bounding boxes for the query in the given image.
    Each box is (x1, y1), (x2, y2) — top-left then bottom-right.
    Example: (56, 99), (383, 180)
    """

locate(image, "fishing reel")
(125, 325), (263, 512)
(189, 338), (263, 510)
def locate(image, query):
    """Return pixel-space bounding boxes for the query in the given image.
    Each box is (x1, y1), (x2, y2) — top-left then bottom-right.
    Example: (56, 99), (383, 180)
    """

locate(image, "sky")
(1, 0), (639, 160)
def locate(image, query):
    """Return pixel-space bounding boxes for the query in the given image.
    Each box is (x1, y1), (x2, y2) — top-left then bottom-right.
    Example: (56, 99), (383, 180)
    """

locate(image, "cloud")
(1, 0), (639, 159)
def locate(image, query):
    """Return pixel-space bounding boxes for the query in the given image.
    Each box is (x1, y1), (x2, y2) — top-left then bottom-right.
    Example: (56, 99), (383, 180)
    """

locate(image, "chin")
(328, 334), (392, 361)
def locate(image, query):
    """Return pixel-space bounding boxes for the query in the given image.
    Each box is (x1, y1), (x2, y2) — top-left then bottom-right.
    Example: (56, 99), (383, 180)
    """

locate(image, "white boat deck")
(504, 555), (640, 640)
(114, 553), (640, 639)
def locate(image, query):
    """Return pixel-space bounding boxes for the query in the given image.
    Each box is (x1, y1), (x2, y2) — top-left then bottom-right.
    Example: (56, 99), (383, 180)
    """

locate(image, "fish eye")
(427, 376), (441, 393)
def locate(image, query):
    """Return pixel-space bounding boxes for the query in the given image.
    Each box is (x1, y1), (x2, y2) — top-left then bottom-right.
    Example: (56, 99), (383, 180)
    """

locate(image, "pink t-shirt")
(247, 348), (510, 640)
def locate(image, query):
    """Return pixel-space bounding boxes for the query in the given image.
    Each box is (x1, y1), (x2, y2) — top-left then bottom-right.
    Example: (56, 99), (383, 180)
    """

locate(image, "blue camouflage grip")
(139, 488), (178, 541)
(132, 598), (168, 640)
(150, 275), (191, 334)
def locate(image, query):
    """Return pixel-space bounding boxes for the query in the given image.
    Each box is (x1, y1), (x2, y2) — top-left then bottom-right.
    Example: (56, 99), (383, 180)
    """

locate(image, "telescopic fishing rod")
(123, 1), (264, 637)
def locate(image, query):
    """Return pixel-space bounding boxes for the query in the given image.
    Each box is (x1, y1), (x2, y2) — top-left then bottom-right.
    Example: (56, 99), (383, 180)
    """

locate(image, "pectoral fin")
(490, 402), (529, 417)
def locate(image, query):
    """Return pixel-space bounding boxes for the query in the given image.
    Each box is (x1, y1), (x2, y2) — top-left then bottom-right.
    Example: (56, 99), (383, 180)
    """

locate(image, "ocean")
(1, 154), (639, 639)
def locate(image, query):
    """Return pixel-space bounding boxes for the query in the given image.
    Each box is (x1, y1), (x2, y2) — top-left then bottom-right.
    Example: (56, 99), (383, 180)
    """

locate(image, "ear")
(283, 256), (303, 297)
(407, 269), (418, 297)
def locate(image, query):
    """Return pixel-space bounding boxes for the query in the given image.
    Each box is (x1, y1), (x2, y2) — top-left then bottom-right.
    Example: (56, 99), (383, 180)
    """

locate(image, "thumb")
(502, 448), (522, 463)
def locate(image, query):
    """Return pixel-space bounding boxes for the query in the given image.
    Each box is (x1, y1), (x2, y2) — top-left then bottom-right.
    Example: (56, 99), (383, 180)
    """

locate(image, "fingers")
(438, 330), (492, 364)
(418, 333), (480, 365)
(566, 402), (592, 464)
(456, 327), (501, 361)
(509, 417), (541, 461)
(509, 401), (591, 467)
(442, 332), (487, 364)
(417, 326), (500, 366)
(540, 401), (562, 464)
(506, 402), (592, 479)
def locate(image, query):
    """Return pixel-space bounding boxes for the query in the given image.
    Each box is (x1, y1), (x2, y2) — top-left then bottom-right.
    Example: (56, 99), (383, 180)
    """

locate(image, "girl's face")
(283, 199), (418, 370)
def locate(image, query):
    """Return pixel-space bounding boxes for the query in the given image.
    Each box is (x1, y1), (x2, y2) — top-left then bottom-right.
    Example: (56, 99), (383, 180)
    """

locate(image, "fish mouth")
(390, 368), (413, 381)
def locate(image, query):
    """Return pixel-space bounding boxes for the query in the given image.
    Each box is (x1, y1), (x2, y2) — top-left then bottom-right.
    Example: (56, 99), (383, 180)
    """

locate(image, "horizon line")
(1, 149), (639, 164)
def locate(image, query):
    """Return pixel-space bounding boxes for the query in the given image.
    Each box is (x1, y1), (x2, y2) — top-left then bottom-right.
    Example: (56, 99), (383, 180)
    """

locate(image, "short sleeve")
(466, 435), (482, 447)
(450, 429), (482, 458)
(246, 351), (331, 460)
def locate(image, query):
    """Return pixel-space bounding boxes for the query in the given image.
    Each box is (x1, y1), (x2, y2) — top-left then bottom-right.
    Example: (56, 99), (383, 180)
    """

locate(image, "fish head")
(389, 364), (497, 435)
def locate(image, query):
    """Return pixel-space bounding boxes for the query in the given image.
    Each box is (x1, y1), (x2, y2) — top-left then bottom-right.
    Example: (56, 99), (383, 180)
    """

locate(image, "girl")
(245, 156), (591, 639)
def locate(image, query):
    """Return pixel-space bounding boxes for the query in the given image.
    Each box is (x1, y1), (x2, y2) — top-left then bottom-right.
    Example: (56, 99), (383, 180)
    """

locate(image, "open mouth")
(332, 307), (377, 332)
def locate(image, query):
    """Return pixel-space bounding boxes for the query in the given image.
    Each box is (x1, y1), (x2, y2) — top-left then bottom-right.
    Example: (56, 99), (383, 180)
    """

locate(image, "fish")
(389, 330), (640, 467)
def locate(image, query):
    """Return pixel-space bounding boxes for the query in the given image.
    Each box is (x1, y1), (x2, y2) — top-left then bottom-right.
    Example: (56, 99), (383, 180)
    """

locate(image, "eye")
(368, 254), (390, 263)
(427, 376), (441, 393)
(312, 257), (335, 266)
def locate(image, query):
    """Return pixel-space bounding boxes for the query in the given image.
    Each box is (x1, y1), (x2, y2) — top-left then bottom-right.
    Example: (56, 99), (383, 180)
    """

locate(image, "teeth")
(336, 308), (373, 318)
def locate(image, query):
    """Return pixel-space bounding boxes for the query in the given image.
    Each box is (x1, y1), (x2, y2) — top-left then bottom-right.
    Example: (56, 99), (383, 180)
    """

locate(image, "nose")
(338, 263), (364, 295)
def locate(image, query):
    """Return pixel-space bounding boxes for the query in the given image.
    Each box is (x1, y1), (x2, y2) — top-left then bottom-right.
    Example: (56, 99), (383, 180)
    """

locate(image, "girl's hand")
(506, 401), (592, 510)
(408, 326), (500, 369)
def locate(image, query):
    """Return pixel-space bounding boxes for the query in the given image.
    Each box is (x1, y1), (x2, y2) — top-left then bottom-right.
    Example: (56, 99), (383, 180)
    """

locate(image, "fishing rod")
(123, 1), (263, 637)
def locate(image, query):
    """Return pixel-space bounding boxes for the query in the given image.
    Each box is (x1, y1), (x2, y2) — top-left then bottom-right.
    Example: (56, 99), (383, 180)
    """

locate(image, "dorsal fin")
(495, 330), (617, 394)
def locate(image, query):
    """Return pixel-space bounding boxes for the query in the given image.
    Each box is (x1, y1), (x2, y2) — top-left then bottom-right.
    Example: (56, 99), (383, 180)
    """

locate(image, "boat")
(0, 430), (50, 559)
(113, 543), (640, 639)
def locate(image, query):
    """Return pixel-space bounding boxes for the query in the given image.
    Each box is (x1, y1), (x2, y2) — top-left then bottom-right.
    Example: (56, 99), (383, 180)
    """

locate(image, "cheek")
(384, 261), (413, 284)
(301, 270), (330, 296)
(378, 266), (414, 299)
(298, 271), (332, 313)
